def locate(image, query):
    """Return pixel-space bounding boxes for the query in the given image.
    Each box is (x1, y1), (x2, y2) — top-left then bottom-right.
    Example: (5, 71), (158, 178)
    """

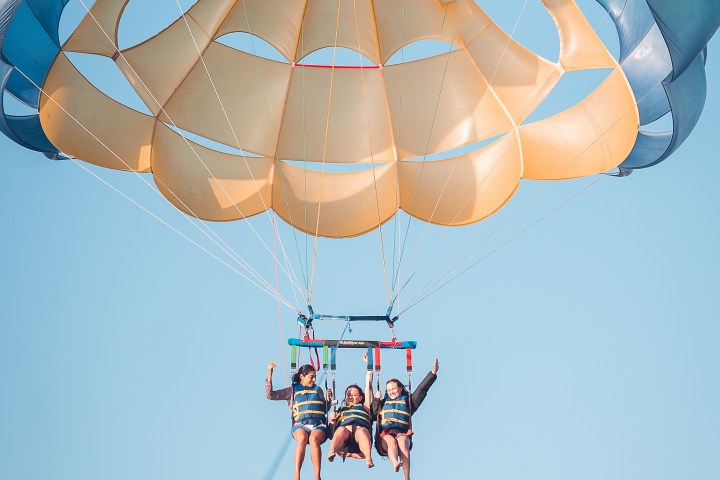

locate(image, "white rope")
(16, 41), (297, 311)
(399, 175), (605, 315)
(17, 73), (296, 308)
(70, 158), (298, 310)
(74, 0), (306, 310)
(351, 0), (392, 305)
(395, 2), (623, 309)
(396, 0), (530, 292)
(171, 0), (307, 307)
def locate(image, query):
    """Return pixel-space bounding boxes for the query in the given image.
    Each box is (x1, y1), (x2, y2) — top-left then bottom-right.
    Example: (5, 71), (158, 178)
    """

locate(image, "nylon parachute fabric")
(0, 0), (717, 236)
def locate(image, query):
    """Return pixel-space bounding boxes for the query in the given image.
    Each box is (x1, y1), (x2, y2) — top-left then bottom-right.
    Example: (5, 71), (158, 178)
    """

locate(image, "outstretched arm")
(410, 358), (439, 413)
(265, 361), (291, 401)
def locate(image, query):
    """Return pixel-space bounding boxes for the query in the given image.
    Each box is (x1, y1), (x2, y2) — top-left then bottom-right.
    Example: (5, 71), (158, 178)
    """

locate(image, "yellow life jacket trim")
(294, 388), (320, 396)
(381, 408), (410, 417)
(380, 416), (410, 426)
(339, 412), (371, 422)
(294, 400), (325, 408)
(293, 409), (327, 420)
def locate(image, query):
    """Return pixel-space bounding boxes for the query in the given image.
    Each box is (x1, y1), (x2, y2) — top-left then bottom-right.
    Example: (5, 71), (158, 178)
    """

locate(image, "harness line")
(72, 0), (305, 309)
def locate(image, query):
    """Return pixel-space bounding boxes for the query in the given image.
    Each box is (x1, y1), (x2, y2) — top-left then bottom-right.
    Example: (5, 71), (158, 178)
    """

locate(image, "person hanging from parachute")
(266, 362), (330, 480)
(373, 358), (439, 478)
(326, 357), (375, 468)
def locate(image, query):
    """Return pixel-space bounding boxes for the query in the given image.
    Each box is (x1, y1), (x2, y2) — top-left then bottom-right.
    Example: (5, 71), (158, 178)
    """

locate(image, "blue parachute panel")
(6, 114), (59, 152)
(620, 24), (671, 124)
(0, 0), (62, 155)
(621, 53), (707, 169)
(23, 0), (69, 47)
(2, 0), (62, 107)
(0, 60), (59, 154)
(646, 0), (720, 80)
(597, 0), (719, 171)
(0, 1), (21, 59)
(596, 0), (655, 64)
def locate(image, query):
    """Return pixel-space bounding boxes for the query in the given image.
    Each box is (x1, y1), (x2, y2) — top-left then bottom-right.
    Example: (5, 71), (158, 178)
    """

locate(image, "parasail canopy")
(0, 0), (717, 238)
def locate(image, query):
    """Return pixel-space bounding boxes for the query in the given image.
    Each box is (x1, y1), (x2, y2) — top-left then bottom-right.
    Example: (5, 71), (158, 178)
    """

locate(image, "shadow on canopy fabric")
(0, 0), (717, 235)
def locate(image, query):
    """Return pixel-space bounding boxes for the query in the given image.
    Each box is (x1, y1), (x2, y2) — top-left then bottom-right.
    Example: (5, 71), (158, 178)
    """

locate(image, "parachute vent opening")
(522, 68), (613, 125)
(162, 123), (264, 157)
(476, 0), (559, 62)
(298, 48), (376, 67)
(118, 0), (198, 50)
(401, 134), (508, 162)
(385, 40), (458, 66)
(3, 91), (36, 116)
(215, 32), (288, 63)
(64, 52), (152, 116)
(280, 160), (390, 173)
(58, 0), (96, 46)
(639, 112), (673, 133)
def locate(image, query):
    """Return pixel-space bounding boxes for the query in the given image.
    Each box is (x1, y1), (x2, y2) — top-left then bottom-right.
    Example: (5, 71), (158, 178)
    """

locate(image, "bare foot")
(393, 461), (404, 472)
(327, 451), (336, 462)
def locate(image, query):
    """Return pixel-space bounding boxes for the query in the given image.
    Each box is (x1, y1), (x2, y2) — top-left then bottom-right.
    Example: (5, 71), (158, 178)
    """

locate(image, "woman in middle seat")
(327, 369), (375, 468)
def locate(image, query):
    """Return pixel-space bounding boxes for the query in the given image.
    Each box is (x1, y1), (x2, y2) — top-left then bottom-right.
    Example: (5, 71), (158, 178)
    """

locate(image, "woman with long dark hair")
(266, 362), (329, 480)
(373, 358), (439, 479)
(326, 369), (375, 468)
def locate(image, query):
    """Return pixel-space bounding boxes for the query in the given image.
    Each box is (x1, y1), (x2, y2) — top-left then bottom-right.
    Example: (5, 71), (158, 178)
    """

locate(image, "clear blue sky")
(1, 1), (719, 479)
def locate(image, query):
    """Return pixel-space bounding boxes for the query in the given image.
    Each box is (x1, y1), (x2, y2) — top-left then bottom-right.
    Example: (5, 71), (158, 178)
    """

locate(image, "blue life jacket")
(292, 384), (326, 423)
(337, 403), (371, 429)
(379, 394), (411, 432)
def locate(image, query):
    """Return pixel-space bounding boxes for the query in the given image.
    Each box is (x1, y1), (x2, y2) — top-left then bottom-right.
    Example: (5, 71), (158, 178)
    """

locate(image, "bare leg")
(354, 427), (374, 468)
(309, 429), (326, 480)
(382, 435), (403, 472)
(293, 429), (309, 480)
(328, 426), (350, 461)
(397, 434), (411, 480)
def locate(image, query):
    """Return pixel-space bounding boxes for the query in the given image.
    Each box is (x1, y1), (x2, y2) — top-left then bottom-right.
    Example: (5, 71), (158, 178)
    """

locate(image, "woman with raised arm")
(266, 362), (329, 480)
(373, 358), (439, 479)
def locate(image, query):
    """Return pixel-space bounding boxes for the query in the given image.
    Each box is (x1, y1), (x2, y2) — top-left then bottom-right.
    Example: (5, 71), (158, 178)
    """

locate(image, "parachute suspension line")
(390, 22), (454, 308)
(352, 0), (392, 306)
(489, 0), (529, 84)
(274, 165), (310, 303)
(236, 0), (311, 304)
(400, 9), (639, 312)
(393, 0), (530, 300)
(73, 1), (305, 311)
(230, 1), (313, 305)
(175, 1), (308, 306)
(400, 175), (605, 315)
(300, 1), (311, 298)
(403, 2), (620, 304)
(390, 0), (409, 316)
(274, 222), (289, 384)
(14, 61), (297, 310)
(308, 0), (344, 304)
(70, 158), (298, 310)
